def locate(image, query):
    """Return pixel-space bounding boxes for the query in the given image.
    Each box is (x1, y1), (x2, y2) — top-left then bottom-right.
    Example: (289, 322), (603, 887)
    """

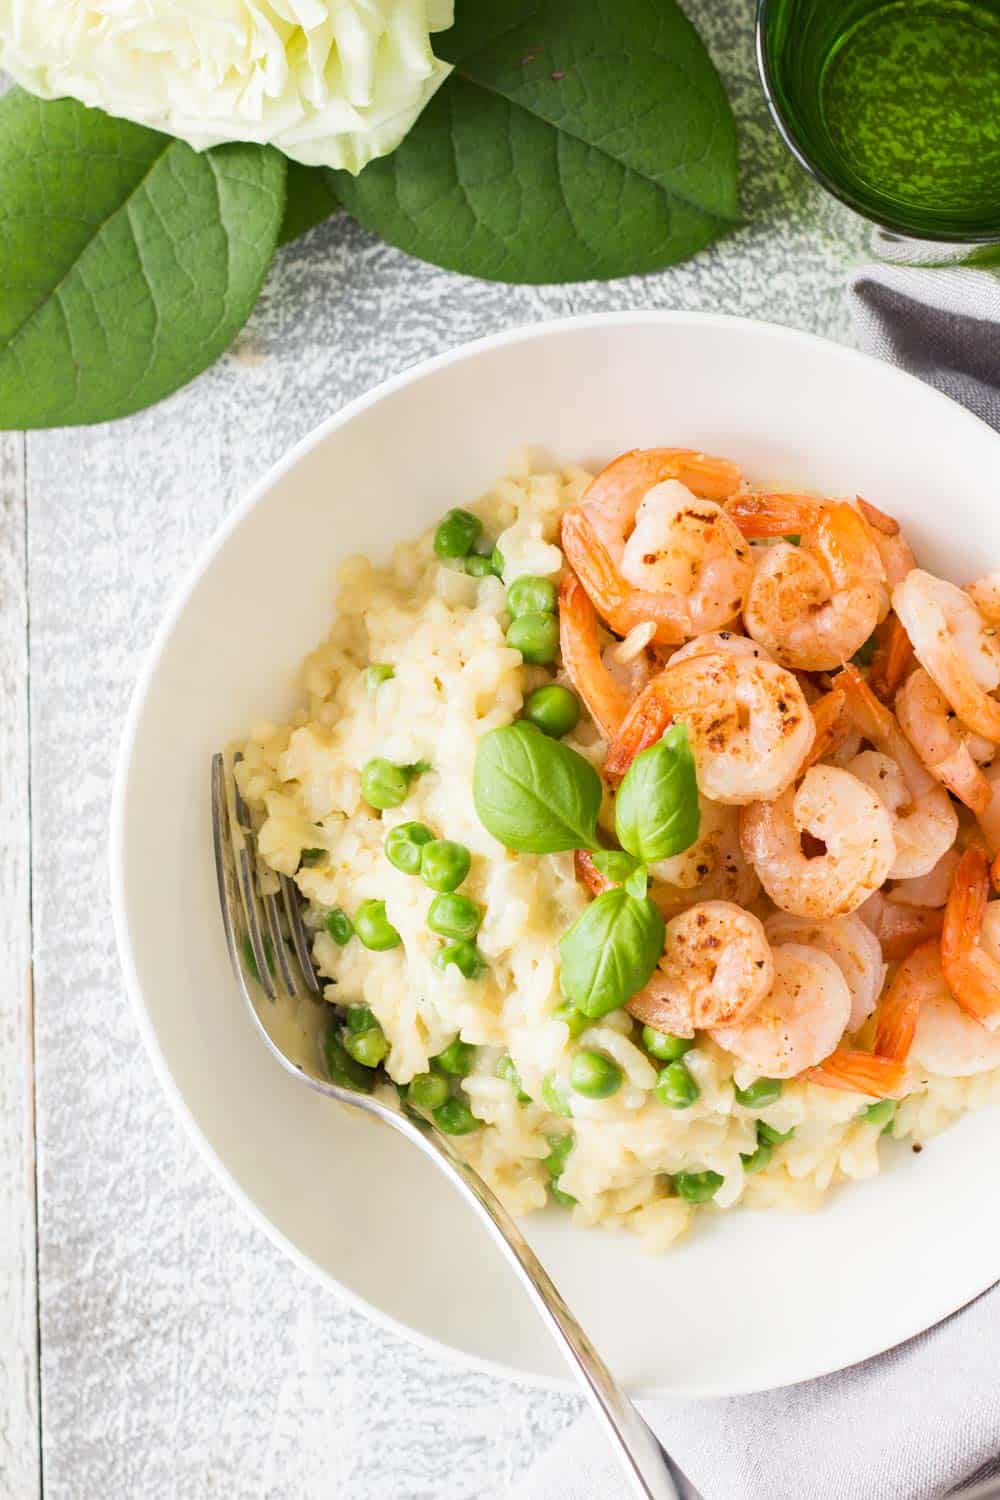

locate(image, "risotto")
(235, 449), (1000, 1253)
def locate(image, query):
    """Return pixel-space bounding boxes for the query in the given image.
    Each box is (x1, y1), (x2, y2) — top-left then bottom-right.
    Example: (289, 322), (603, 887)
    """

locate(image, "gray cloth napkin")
(512, 1284), (1000, 1500)
(848, 233), (1000, 433)
(512, 239), (1000, 1500)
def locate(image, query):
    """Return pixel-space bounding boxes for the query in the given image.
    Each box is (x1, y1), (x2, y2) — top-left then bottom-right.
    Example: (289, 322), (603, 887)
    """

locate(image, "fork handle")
(402, 1117), (682, 1500)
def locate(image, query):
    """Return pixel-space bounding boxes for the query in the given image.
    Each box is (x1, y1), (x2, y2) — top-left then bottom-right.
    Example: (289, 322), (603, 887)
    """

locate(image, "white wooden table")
(0, 7), (870, 1494)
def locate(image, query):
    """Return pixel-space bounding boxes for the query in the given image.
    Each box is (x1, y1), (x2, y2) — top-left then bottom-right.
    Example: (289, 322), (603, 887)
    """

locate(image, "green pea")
(242, 932), (275, 984)
(642, 1027), (694, 1063)
(740, 1140), (773, 1175)
(497, 1053), (531, 1103)
(734, 1077), (783, 1109)
(507, 576), (558, 617)
(344, 1004), (376, 1033)
(433, 940), (488, 980)
(523, 684), (580, 738)
(434, 509), (482, 559)
(673, 1170), (724, 1204)
(433, 1097), (483, 1135)
(862, 1098), (897, 1127)
(544, 1133), (574, 1178)
(361, 757), (411, 811)
(428, 892), (483, 941)
(757, 1120), (795, 1146)
(322, 1026), (375, 1093)
(433, 1038), (477, 1076)
(542, 1075), (573, 1117)
(420, 839), (471, 892)
(506, 611), (559, 665)
(554, 1001), (590, 1039)
(343, 1023), (389, 1069)
(354, 898), (402, 951)
(324, 907), (354, 945)
(365, 663), (394, 695)
(385, 821), (434, 876)
(569, 1049), (622, 1100)
(464, 553), (496, 578)
(408, 1071), (450, 1112)
(655, 1059), (700, 1109)
(490, 546), (505, 579)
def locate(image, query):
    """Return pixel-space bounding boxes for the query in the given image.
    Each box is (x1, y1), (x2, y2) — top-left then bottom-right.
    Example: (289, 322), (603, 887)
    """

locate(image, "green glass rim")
(754, 0), (1000, 243)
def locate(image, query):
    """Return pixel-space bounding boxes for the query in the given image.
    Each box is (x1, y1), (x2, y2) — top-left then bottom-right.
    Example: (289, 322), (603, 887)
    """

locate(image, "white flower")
(0, 0), (455, 174)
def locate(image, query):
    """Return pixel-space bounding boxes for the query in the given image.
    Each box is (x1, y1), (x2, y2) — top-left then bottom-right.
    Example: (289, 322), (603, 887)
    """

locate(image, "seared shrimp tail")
(941, 846), (1000, 1031)
(803, 1048), (908, 1098)
(558, 570), (632, 740)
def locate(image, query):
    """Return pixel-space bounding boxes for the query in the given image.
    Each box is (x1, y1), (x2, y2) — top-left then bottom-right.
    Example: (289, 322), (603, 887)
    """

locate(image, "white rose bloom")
(0, 0), (455, 174)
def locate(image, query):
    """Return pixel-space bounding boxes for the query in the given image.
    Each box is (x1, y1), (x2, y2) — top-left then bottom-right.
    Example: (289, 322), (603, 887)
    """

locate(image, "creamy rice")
(235, 455), (1000, 1252)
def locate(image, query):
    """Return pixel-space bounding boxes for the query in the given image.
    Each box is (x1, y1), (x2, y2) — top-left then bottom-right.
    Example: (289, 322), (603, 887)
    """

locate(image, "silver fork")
(212, 753), (684, 1500)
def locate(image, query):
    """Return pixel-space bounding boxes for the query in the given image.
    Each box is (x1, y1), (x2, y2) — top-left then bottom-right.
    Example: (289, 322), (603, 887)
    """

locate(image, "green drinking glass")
(756, 0), (1000, 240)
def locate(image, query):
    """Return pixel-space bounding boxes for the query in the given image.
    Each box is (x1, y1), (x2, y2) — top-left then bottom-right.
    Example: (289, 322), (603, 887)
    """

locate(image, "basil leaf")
(474, 722), (602, 854)
(624, 866), (649, 901)
(0, 90), (284, 428)
(332, 0), (738, 283)
(279, 160), (338, 245)
(590, 849), (640, 885)
(615, 725), (700, 864)
(559, 889), (665, 1019)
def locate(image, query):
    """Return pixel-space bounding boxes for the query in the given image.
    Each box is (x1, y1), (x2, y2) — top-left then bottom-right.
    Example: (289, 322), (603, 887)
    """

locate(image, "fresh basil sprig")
(473, 722), (602, 854)
(559, 888), (665, 1019)
(615, 725), (700, 864)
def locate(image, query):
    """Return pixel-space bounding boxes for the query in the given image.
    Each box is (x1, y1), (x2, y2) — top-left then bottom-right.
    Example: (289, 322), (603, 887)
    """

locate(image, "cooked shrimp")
(728, 494), (885, 669)
(802, 687), (853, 772)
(869, 614), (915, 702)
(908, 939), (1000, 1075)
(966, 573), (1000, 625)
(889, 847), (960, 908)
(846, 750), (957, 881)
(604, 650), (814, 803)
(838, 663), (958, 879)
(893, 570), (1000, 742)
(740, 764), (896, 919)
(647, 798), (760, 914)
(977, 762), (1000, 855)
(858, 891), (944, 961)
(575, 800), (762, 917)
(711, 944), (851, 1077)
(896, 666), (993, 814)
(855, 496), (916, 598)
(872, 938), (936, 1064)
(668, 630), (773, 666)
(764, 912), (885, 1031)
(940, 845), (1000, 1030)
(627, 902), (773, 1038)
(560, 450), (746, 645)
(558, 571), (631, 739)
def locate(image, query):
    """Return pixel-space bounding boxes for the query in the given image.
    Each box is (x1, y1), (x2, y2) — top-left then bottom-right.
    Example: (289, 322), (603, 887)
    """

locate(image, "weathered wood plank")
(0, 431), (40, 1500)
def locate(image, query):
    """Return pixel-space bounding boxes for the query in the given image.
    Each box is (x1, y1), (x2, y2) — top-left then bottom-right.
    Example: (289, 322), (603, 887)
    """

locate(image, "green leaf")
(615, 725), (700, 864)
(279, 160), (339, 245)
(624, 865), (649, 900)
(331, 0), (738, 284)
(559, 888), (665, 1019)
(590, 849), (640, 885)
(0, 90), (285, 428)
(473, 722), (602, 854)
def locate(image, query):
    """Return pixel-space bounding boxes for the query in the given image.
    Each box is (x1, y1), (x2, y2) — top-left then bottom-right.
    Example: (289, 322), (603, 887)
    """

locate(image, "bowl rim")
(754, 0), (1000, 244)
(109, 309), (1000, 1396)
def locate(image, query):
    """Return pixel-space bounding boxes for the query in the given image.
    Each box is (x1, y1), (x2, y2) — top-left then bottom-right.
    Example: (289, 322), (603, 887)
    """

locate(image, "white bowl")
(111, 312), (1000, 1396)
